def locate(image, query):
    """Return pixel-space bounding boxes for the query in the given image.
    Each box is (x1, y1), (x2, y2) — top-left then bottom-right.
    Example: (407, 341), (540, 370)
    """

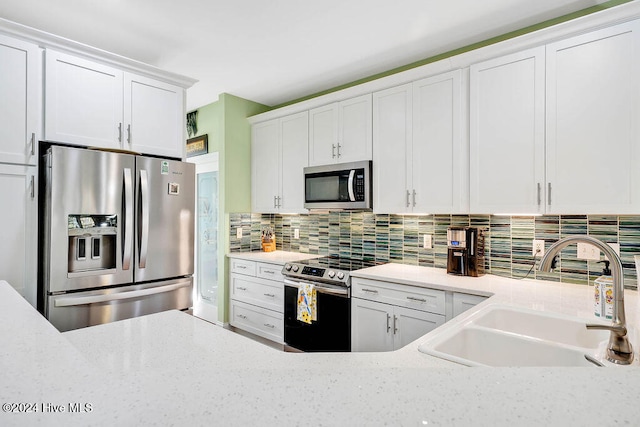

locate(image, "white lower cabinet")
(0, 164), (37, 306)
(228, 259), (284, 343)
(351, 278), (445, 352)
(452, 292), (487, 318)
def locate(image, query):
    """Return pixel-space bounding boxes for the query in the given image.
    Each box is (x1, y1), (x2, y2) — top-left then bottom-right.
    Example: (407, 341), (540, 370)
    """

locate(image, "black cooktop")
(295, 256), (381, 272)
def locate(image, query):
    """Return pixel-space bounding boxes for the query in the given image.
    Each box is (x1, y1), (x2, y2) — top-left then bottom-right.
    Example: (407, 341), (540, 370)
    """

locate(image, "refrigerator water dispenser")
(67, 215), (117, 274)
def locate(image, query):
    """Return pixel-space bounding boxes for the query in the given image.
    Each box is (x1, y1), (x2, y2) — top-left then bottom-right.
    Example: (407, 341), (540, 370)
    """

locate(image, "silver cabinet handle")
(236, 265), (247, 269)
(337, 143), (342, 157)
(118, 123), (122, 143)
(332, 144), (336, 158)
(393, 315), (398, 334)
(274, 195), (277, 208)
(361, 288), (378, 293)
(386, 313), (391, 333)
(548, 182), (552, 205)
(30, 175), (34, 199)
(263, 270), (275, 275)
(406, 190), (410, 208)
(407, 296), (427, 303)
(54, 281), (190, 307)
(537, 182), (541, 206)
(138, 169), (149, 268)
(126, 124), (131, 144)
(237, 314), (247, 320)
(237, 286), (247, 291)
(30, 133), (35, 155)
(122, 168), (133, 271)
(277, 196), (281, 208)
(264, 323), (275, 329)
(412, 189), (416, 207)
(264, 293), (275, 297)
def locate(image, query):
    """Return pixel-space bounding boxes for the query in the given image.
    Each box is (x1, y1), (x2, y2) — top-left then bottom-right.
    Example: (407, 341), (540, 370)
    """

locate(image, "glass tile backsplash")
(229, 213), (640, 289)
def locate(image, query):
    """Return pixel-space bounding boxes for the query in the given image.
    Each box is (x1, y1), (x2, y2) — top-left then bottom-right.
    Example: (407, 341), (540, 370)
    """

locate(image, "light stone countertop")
(227, 250), (321, 264)
(3, 257), (640, 425)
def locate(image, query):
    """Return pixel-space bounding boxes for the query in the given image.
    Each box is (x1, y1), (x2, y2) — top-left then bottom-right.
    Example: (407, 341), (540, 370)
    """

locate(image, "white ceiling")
(0, 0), (612, 111)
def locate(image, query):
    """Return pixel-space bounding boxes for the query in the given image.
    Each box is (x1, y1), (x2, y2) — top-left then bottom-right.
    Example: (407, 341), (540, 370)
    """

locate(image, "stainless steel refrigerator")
(42, 145), (195, 331)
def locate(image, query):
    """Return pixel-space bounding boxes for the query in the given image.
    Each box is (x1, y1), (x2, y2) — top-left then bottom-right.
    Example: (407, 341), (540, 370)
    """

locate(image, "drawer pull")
(361, 288), (378, 294)
(264, 323), (275, 329)
(406, 296), (427, 303)
(236, 265), (247, 269)
(264, 293), (275, 297)
(237, 287), (248, 291)
(237, 314), (247, 319)
(263, 270), (275, 274)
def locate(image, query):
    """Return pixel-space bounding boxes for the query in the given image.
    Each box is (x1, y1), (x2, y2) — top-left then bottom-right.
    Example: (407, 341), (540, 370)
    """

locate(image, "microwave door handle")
(139, 169), (150, 268)
(348, 169), (356, 202)
(122, 168), (133, 270)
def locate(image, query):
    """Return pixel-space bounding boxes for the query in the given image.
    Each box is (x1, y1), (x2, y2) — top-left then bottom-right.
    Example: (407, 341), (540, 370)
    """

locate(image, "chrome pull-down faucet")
(538, 235), (634, 365)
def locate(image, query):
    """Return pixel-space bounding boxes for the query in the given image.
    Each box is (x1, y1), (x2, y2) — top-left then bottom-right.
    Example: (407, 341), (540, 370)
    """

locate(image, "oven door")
(283, 278), (351, 352)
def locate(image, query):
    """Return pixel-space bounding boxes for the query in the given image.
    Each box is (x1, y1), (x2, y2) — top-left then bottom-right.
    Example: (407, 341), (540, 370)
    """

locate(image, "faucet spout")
(538, 235), (634, 365)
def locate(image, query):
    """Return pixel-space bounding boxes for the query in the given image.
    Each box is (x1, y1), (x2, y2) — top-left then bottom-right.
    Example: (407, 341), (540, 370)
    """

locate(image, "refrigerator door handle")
(122, 168), (133, 270)
(139, 169), (150, 268)
(53, 281), (191, 307)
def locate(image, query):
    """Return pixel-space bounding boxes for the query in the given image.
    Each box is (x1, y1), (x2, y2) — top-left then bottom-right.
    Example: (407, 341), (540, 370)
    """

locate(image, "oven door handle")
(284, 278), (349, 297)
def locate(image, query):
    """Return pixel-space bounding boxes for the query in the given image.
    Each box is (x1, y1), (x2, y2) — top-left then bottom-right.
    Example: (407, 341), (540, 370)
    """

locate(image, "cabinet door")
(279, 111), (308, 213)
(309, 103), (337, 166)
(373, 84), (412, 213)
(546, 21), (640, 214)
(0, 35), (39, 165)
(45, 50), (123, 149)
(0, 164), (37, 306)
(413, 70), (466, 214)
(469, 47), (545, 214)
(452, 292), (487, 318)
(351, 298), (394, 352)
(337, 94), (372, 163)
(393, 306), (445, 350)
(252, 119), (280, 213)
(124, 73), (184, 158)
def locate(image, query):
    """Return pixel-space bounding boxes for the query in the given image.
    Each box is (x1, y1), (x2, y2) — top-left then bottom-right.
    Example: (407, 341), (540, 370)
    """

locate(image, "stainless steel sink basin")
(419, 304), (609, 367)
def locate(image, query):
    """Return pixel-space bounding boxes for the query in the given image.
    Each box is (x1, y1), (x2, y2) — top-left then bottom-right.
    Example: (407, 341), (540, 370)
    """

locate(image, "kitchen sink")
(419, 304), (609, 367)
(471, 305), (609, 349)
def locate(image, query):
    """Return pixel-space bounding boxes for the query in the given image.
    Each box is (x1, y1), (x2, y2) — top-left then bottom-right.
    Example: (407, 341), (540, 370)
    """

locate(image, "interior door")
(188, 153), (219, 324)
(135, 156), (195, 283)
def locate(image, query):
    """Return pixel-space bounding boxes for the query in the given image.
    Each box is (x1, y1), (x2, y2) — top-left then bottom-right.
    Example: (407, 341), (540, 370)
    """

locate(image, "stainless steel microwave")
(304, 160), (372, 210)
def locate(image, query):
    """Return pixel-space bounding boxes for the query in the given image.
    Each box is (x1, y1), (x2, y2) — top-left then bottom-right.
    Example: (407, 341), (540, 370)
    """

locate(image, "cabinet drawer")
(352, 278), (445, 315)
(229, 258), (257, 276)
(256, 262), (284, 281)
(230, 273), (283, 312)
(230, 300), (283, 343)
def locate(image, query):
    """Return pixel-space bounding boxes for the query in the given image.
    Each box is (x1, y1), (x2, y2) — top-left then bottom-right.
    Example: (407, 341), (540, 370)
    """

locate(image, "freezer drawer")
(47, 277), (192, 332)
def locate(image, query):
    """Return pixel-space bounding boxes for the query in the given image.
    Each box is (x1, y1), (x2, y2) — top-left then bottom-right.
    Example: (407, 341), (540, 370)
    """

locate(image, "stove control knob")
(327, 270), (336, 278)
(292, 265), (299, 272)
(337, 272), (345, 280)
(284, 264), (292, 271)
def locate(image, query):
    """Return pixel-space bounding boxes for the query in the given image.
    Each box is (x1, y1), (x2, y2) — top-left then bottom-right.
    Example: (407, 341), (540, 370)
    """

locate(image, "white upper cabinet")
(412, 70), (466, 214)
(45, 50), (185, 158)
(0, 35), (39, 165)
(252, 112), (308, 213)
(45, 50), (124, 149)
(469, 47), (546, 214)
(373, 70), (465, 214)
(309, 94), (372, 166)
(373, 83), (412, 213)
(124, 73), (184, 158)
(545, 20), (640, 214)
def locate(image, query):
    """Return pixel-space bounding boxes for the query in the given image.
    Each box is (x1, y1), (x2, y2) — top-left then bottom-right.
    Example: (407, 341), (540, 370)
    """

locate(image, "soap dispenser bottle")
(594, 260), (613, 319)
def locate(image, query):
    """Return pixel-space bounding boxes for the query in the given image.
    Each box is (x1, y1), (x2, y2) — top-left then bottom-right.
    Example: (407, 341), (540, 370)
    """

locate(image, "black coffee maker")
(446, 227), (486, 277)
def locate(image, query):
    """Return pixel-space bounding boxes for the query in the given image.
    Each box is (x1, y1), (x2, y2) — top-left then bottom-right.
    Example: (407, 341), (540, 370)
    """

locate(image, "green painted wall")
(271, 0), (632, 109)
(190, 93), (269, 324)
